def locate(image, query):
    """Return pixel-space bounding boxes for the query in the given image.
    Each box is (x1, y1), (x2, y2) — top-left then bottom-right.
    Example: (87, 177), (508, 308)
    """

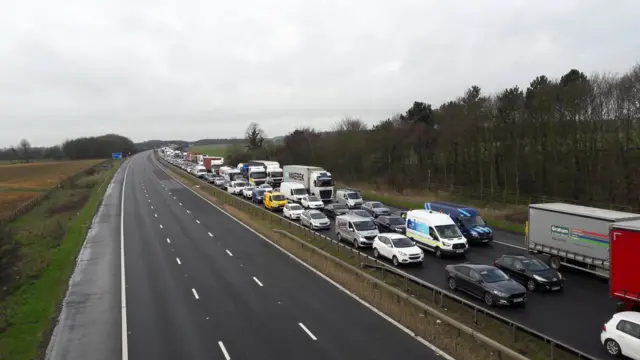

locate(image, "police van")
(425, 202), (493, 243)
(405, 210), (468, 257)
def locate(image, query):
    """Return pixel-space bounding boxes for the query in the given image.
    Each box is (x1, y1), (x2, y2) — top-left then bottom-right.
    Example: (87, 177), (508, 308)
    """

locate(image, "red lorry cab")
(610, 220), (640, 311)
(186, 152), (192, 161)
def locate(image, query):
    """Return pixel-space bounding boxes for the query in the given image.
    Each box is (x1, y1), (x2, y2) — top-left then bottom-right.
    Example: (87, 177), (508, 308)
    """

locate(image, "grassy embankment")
(187, 144), (229, 157)
(337, 182), (528, 235)
(0, 160), (121, 360)
(157, 155), (579, 360)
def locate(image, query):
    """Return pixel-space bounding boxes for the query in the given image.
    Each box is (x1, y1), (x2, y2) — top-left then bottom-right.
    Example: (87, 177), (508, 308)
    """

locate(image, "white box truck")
(282, 165), (333, 202)
(526, 203), (640, 277)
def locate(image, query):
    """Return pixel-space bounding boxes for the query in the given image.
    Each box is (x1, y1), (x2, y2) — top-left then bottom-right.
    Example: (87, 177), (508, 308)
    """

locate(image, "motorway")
(160, 155), (617, 359)
(124, 152), (447, 359)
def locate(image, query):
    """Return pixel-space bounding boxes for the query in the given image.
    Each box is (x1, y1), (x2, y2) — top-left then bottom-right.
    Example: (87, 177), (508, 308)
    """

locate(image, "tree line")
(0, 134), (136, 162)
(227, 62), (640, 209)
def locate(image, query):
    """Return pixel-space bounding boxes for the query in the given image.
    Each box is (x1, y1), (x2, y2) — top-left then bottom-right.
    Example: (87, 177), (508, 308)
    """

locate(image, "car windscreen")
(333, 204), (347, 210)
(460, 215), (486, 227)
(353, 220), (376, 231)
(346, 192), (361, 199)
(522, 259), (549, 271)
(236, 182), (248, 187)
(435, 224), (462, 239)
(271, 194), (285, 201)
(370, 202), (383, 208)
(289, 204), (303, 210)
(254, 189), (265, 195)
(479, 269), (509, 283)
(391, 236), (415, 248)
(308, 196), (320, 201)
(353, 210), (370, 217)
(309, 212), (325, 219)
(387, 216), (405, 225)
(292, 188), (307, 195)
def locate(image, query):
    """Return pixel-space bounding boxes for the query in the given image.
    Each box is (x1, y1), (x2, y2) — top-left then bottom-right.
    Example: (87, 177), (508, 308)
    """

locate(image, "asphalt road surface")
(124, 152), (447, 360)
(159, 154), (617, 359)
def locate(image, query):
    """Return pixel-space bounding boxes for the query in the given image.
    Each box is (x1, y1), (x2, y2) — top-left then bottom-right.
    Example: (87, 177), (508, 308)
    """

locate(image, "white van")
(194, 165), (207, 178)
(280, 182), (308, 203)
(405, 210), (468, 257)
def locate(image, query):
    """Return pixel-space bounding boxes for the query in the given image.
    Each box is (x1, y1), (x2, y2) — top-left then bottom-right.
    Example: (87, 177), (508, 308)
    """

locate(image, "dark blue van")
(424, 201), (493, 244)
(252, 189), (266, 204)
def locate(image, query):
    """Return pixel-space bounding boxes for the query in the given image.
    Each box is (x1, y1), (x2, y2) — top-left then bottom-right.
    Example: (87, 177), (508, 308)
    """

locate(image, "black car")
(375, 215), (406, 234)
(323, 203), (349, 219)
(393, 210), (408, 220)
(494, 255), (564, 292)
(445, 264), (527, 307)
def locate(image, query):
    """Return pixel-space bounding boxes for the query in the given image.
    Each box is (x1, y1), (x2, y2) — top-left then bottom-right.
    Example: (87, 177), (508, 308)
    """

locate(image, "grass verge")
(337, 182), (527, 235)
(0, 160), (120, 360)
(157, 156), (581, 360)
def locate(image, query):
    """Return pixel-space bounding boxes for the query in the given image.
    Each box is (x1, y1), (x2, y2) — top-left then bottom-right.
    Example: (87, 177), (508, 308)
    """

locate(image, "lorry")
(609, 220), (640, 311)
(247, 160), (284, 187)
(203, 156), (224, 174)
(282, 165), (333, 202)
(247, 165), (267, 186)
(526, 203), (640, 276)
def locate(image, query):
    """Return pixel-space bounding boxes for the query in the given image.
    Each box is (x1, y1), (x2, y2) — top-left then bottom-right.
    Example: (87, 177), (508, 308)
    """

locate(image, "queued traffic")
(159, 148), (640, 359)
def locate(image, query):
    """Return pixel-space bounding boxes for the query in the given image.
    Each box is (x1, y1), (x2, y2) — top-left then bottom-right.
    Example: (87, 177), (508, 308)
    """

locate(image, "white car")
(373, 233), (424, 267)
(243, 186), (255, 198)
(301, 195), (324, 209)
(601, 311), (640, 358)
(227, 181), (248, 195)
(283, 203), (305, 220)
(258, 184), (273, 192)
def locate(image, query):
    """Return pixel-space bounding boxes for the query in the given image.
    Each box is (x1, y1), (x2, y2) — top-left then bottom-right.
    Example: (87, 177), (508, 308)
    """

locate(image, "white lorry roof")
(407, 210), (453, 226)
(530, 203), (640, 222)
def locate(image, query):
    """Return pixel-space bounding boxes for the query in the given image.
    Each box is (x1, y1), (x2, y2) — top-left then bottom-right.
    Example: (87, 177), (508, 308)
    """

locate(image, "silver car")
(361, 201), (391, 218)
(300, 210), (331, 230)
(213, 177), (226, 187)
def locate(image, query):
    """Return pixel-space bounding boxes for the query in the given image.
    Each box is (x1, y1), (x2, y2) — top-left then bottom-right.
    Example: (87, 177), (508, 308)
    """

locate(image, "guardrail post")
(550, 341), (555, 360)
(512, 324), (517, 342)
(473, 307), (478, 325)
(439, 291), (444, 308)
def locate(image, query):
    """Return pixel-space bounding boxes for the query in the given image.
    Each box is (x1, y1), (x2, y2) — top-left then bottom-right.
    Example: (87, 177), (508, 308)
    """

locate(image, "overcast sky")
(1, 0), (639, 147)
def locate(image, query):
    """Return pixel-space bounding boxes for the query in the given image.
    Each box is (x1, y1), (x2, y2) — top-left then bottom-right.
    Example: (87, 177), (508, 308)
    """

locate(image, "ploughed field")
(0, 160), (103, 217)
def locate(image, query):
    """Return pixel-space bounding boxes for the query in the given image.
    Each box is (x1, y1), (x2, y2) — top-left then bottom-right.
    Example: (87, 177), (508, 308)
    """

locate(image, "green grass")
(0, 161), (120, 360)
(188, 144), (232, 157)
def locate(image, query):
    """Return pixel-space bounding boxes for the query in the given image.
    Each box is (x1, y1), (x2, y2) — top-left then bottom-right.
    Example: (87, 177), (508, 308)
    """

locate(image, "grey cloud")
(1, 0), (639, 146)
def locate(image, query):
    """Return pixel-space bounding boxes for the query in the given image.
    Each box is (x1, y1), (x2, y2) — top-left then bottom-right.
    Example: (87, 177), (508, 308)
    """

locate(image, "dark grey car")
(361, 201), (391, 218)
(445, 264), (526, 307)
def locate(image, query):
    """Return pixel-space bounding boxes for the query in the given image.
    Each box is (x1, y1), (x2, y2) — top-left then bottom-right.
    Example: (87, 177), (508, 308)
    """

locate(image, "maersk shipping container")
(527, 203), (640, 273)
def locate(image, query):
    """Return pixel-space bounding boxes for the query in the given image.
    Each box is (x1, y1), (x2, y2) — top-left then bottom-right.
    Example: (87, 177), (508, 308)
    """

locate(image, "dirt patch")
(0, 192), (40, 216)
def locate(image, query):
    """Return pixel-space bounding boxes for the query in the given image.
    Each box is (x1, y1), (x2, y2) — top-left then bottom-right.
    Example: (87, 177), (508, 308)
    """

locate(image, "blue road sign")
(112, 152), (122, 160)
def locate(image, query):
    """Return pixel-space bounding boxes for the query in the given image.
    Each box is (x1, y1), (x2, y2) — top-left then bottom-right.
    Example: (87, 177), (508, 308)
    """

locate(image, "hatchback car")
(300, 210), (331, 230)
(601, 311), (640, 358)
(323, 203), (349, 219)
(373, 233), (423, 266)
(301, 195), (324, 209)
(252, 189), (267, 203)
(283, 203), (305, 220)
(242, 186), (256, 199)
(445, 264), (527, 306)
(361, 201), (391, 218)
(494, 255), (564, 292)
(375, 215), (406, 234)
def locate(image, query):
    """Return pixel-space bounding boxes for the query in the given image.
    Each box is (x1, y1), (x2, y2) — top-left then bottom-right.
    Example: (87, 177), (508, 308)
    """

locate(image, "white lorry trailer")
(282, 165), (333, 202)
(526, 203), (640, 277)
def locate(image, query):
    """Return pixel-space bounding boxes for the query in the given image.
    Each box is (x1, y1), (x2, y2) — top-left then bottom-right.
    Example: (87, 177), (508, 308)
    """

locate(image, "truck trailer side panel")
(610, 222), (640, 307)
(528, 207), (612, 261)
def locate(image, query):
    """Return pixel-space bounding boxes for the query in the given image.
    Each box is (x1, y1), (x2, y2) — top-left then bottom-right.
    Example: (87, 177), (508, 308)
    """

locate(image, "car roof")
(407, 210), (454, 226)
(381, 233), (409, 239)
(268, 191), (284, 196)
(306, 209), (323, 214)
(459, 264), (496, 271)
(612, 311), (640, 323)
(337, 214), (366, 221)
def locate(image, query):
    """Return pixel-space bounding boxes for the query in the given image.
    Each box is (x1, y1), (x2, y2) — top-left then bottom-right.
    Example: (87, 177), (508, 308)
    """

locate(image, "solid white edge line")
(121, 158), (133, 360)
(179, 202), (182, 206)
(152, 154), (455, 360)
(196, 219), (200, 224)
(167, 238), (171, 243)
(226, 249), (233, 257)
(218, 341), (231, 360)
(160, 224), (163, 229)
(176, 258), (181, 265)
(253, 277), (263, 287)
(208, 232), (213, 237)
(493, 240), (526, 250)
(192, 288), (199, 299)
(298, 323), (317, 340)
(186, 210), (190, 214)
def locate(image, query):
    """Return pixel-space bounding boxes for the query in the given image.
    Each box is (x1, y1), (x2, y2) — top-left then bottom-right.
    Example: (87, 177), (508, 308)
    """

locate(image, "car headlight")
(441, 240), (451, 246)
(493, 290), (508, 297)
(471, 231), (478, 237)
(533, 275), (547, 282)
(398, 251), (407, 256)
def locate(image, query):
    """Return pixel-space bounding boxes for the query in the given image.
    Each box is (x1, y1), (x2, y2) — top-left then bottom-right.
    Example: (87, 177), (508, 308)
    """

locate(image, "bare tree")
(244, 123), (265, 151)
(19, 138), (31, 163)
(333, 117), (367, 132)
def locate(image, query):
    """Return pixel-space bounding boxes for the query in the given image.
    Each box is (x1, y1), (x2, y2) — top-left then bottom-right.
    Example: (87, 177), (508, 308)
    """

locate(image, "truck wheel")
(549, 256), (561, 270)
